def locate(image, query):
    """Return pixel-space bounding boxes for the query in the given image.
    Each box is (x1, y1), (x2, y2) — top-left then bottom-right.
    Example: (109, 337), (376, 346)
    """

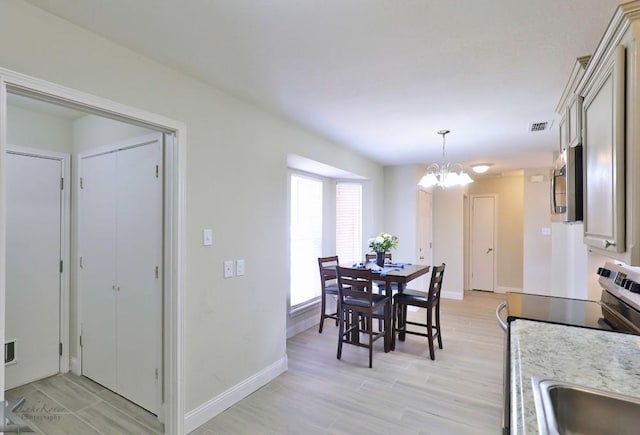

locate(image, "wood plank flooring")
(192, 290), (506, 435)
(5, 372), (164, 434)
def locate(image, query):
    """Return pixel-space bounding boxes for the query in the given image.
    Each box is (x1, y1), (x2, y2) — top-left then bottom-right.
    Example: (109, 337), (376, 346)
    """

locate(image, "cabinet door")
(583, 45), (625, 252)
(80, 151), (118, 391)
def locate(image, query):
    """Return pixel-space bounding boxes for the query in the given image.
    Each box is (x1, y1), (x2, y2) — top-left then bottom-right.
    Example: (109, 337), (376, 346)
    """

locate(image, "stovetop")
(506, 292), (612, 331)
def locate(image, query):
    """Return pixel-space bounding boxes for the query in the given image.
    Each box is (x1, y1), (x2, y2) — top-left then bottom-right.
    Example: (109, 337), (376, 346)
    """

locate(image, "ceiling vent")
(529, 120), (553, 132)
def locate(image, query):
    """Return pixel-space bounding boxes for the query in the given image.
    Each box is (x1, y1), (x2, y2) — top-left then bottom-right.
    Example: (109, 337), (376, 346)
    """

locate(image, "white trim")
(6, 145), (71, 375)
(70, 356), (80, 375)
(184, 356), (288, 434)
(441, 290), (464, 300)
(495, 286), (522, 294)
(287, 310), (320, 339)
(0, 67), (186, 434)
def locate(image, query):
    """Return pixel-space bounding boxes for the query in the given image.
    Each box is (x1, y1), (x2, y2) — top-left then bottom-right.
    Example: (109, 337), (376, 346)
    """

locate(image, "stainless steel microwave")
(550, 144), (583, 222)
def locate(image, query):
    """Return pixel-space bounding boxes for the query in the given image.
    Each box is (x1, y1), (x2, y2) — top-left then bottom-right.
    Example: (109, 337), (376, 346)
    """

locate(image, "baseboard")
(441, 290), (463, 300)
(70, 357), (81, 375)
(184, 355), (288, 433)
(287, 312), (319, 339)
(495, 287), (522, 294)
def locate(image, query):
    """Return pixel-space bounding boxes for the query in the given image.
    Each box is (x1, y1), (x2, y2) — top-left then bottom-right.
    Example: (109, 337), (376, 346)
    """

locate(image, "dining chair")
(336, 266), (391, 368)
(393, 263), (446, 360)
(317, 256), (340, 333)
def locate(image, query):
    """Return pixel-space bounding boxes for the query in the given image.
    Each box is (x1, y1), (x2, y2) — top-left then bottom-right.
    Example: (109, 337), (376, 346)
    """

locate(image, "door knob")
(486, 248), (493, 254)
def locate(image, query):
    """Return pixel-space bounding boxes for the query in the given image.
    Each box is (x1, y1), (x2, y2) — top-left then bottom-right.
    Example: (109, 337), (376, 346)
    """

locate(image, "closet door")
(6, 152), (62, 389)
(115, 141), (162, 414)
(80, 152), (118, 391)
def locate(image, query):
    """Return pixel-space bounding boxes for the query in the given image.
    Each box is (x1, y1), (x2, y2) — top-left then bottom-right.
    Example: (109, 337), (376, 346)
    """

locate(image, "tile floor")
(5, 372), (164, 434)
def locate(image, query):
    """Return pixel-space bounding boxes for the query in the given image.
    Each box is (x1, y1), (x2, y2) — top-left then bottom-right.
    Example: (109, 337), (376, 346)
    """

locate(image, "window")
(336, 182), (362, 263)
(290, 174), (323, 308)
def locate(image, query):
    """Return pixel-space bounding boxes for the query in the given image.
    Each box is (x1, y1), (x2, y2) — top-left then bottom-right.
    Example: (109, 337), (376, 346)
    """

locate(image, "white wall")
(383, 165), (419, 262)
(522, 169), (553, 295)
(432, 187), (466, 299)
(7, 104), (73, 152)
(73, 114), (155, 152)
(0, 0), (385, 418)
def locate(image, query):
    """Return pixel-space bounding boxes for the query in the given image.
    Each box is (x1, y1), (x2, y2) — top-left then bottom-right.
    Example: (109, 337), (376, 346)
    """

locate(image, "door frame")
(6, 145), (71, 376)
(0, 68), (186, 434)
(469, 194), (497, 292)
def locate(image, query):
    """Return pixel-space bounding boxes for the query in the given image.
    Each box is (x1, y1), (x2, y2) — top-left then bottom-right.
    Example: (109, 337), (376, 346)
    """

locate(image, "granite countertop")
(510, 319), (640, 434)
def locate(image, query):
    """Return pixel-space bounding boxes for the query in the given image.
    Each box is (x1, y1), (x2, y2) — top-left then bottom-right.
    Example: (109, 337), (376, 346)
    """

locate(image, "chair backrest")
(365, 252), (392, 262)
(336, 266), (375, 302)
(428, 263), (446, 303)
(318, 256), (339, 288)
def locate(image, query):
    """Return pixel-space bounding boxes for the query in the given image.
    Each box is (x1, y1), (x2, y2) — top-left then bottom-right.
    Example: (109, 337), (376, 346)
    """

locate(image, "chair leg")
(337, 307), (344, 360)
(384, 301), (391, 353)
(367, 310), (374, 368)
(436, 302), (443, 349)
(319, 292), (326, 333)
(397, 302), (406, 342)
(391, 301), (397, 351)
(427, 307), (435, 360)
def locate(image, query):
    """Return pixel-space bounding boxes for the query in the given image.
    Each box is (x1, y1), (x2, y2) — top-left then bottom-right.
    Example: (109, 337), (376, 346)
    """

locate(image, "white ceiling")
(26, 0), (619, 174)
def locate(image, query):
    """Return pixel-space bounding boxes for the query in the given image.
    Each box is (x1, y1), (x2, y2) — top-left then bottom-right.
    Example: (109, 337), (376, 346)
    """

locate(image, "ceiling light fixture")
(418, 130), (474, 188)
(471, 163), (493, 174)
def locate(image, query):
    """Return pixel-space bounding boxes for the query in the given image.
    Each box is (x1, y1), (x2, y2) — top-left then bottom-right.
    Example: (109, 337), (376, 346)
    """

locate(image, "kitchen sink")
(532, 377), (640, 435)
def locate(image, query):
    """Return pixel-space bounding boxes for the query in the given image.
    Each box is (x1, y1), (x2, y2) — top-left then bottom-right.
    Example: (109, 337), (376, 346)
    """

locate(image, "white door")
(80, 136), (162, 414)
(5, 153), (62, 389)
(115, 142), (162, 414)
(470, 196), (495, 291)
(80, 151), (118, 391)
(415, 190), (433, 291)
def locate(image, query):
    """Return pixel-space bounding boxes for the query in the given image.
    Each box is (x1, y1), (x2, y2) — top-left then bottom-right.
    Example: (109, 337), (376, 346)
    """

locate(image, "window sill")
(290, 297), (321, 317)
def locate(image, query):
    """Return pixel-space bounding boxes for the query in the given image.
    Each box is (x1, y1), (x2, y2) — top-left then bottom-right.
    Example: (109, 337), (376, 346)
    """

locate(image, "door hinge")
(155, 266), (159, 279)
(60, 260), (63, 273)
(79, 256), (84, 268)
(61, 177), (64, 190)
(80, 177), (84, 189)
(155, 368), (159, 381)
(155, 165), (159, 178)
(79, 335), (83, 347)
(59, 343), (63, 356)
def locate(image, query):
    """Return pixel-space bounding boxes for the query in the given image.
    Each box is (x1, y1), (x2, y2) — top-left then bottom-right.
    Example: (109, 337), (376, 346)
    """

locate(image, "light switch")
(236, 259), (245, 276)
(223, 261), (234, 278)
(203, 229), (213, 246)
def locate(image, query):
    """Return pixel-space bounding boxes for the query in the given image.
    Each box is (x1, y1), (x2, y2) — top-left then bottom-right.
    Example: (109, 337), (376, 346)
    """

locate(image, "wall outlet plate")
(223, 261), (233, 278)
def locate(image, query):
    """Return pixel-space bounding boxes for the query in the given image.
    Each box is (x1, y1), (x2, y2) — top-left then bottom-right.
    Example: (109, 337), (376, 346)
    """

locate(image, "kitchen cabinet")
(576, 3), (640, 265)
(556, 56), (590, 152)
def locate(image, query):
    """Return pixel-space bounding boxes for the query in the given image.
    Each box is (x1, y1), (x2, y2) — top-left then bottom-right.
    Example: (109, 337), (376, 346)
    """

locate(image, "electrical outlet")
(223, 261), (234, 278)
(236, 259), (245, 276)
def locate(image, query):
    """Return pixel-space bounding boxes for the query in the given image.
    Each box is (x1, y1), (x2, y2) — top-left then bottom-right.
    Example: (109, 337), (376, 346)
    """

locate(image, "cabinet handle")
(604, 240), (616, 248)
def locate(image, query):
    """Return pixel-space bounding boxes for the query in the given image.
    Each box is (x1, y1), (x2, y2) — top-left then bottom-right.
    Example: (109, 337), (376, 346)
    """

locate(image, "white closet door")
(115, 140), (162, 414)
(5, 153), (62, 389)
(80, 152), (118, 391)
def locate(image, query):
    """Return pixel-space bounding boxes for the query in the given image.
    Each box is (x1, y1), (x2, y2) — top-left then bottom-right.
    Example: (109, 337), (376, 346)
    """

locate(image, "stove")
(496, 261), (640, 335)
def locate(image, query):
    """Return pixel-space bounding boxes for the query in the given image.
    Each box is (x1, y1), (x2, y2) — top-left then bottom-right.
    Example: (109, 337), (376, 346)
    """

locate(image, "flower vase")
(376, 252), (385, 267)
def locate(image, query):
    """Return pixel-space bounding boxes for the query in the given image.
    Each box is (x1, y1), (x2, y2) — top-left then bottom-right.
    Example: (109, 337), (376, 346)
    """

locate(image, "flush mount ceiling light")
(418, 130), (474, 188)
(471, 163), (493, 174)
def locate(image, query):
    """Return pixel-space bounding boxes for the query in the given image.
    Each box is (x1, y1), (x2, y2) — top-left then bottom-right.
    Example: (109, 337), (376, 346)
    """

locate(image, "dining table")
(338, 262), (431, 351)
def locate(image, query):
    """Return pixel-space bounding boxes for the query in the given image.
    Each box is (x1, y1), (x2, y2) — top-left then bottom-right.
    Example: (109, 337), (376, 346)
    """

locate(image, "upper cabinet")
(576, 2), (640, 265)
(556, 56), (590, 152)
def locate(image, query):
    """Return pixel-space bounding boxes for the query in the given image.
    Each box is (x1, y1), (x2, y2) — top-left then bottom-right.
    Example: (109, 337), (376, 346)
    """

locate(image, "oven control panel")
(599, 262), (640, 311)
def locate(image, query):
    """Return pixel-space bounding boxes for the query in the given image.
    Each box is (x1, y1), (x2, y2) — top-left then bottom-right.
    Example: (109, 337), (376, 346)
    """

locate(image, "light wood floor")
(5, 372), (164, 434)
(192, 290), (506, 435)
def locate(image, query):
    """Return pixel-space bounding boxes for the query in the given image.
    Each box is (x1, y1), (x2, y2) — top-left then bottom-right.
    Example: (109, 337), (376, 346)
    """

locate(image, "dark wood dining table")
(338, 263), (431, 351)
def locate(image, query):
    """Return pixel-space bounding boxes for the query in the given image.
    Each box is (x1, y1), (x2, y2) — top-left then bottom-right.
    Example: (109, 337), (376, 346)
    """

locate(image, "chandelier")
(418, 130), (474, 188)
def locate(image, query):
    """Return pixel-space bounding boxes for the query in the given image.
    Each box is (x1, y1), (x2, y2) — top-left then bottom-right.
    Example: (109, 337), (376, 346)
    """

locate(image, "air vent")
(529, 121), (553, 132)
(5, 340), (16, 365)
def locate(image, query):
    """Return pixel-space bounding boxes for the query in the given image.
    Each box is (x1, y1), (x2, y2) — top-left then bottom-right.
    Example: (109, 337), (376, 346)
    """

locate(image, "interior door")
(80, 151), (118, 391)
(115, 141), (162, 414)
(5, 152), (62, 389)
(80, 136), (162, 415)
(415, 190), (433, 291)
(471, 196), (495, 291)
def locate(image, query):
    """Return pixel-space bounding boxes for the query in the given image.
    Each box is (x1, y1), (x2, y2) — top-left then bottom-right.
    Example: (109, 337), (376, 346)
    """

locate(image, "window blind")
(336, 182), (362, 263)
